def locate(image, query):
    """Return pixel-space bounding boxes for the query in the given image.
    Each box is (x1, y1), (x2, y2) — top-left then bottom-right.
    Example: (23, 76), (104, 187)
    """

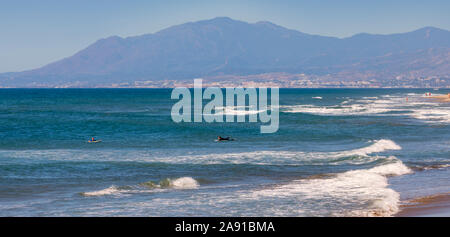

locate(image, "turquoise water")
(0, 88), (449, 216)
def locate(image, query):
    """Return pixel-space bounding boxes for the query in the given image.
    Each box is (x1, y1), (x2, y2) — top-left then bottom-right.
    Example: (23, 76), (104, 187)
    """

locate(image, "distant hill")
(1, 17), (449, 87)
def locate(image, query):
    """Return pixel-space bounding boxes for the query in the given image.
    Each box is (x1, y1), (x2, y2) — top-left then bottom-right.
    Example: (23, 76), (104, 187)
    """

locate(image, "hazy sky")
(1, 0), (449, 73)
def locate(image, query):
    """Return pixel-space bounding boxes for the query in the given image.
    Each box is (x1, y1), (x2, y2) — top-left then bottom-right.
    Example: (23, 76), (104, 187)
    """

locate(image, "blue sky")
(1, 0), (449, 73)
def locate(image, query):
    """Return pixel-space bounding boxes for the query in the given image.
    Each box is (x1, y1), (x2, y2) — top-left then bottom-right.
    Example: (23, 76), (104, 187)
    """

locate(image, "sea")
(0, 88), (449, 216)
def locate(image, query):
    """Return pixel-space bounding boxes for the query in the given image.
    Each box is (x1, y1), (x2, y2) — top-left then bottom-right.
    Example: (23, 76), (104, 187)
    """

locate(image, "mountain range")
(1, 17), (449, 87)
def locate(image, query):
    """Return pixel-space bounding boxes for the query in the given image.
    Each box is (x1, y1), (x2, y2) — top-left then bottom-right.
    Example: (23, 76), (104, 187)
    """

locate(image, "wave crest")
(81, 177), (199, 197)
(281, 93), (450, 123)
(81, 185), (120, 197)
(347, 139), (402, 156)
(247, 159), (412, 217)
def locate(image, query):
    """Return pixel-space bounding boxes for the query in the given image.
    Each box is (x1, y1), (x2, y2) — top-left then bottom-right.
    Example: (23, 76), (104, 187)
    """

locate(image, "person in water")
(91, 137), (96, 142)
(217, 136), (231, 141)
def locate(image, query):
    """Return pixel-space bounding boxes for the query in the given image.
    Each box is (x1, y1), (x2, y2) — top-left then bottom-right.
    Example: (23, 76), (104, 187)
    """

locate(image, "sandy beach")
(428, 94), (450, 102)
(396, 193), (450, 217)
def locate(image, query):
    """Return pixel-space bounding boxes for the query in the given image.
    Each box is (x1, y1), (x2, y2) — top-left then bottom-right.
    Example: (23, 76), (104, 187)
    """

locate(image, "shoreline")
(395, 193), (450, 217)
(428, 94), (450, 102)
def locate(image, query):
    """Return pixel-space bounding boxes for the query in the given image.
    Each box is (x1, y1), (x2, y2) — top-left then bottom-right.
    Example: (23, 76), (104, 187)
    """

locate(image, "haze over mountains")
(1, 17), (449, 87)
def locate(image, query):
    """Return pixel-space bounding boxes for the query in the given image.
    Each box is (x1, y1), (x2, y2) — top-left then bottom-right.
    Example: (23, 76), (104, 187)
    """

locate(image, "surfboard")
(88, 140), (102, 143)
(215, 138), (235, 142)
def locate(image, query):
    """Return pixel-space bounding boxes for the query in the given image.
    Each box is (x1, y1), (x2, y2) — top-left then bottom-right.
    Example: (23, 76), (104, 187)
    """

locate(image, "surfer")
(89, 137), (101, 143)
(217, 136), (233, 141)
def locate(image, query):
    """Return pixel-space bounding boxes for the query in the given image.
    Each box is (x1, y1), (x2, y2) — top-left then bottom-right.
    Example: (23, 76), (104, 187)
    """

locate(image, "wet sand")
(396, 193), (450, 217)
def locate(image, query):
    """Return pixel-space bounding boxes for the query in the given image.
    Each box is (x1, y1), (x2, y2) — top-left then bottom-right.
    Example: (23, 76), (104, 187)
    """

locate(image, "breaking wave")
(172, 139), (402, 165)
(81, 177), (199, 197)
(141, 177), (199, 189)
(1, 139), (402, 166)
(247, 158), (412, 217)
(282, 93), (450, 123)
(208, 105), (266, 116)
(345, 139), (401, 156)
(81, 185), (121, 197)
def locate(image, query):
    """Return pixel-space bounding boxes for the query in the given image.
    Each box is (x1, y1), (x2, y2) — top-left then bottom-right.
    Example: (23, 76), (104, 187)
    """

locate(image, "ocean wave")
(247, 158), (412, 217)
(163, 139), (401, 165)
(409, 163), (450, 171)
(81, 185), (121, 197)
(206, 105), (266, 116)
(409, 109), (450, 123)
(81, 177), (199, 197)
(170, 177), (200, 189)
(423, 164), (450, 170)
(345, 139), (402, 156)
(282, 93), (450, 123)
(0, 140), (401, 166)
(282, 103), (392, 115)
(141, 177), (199, 189)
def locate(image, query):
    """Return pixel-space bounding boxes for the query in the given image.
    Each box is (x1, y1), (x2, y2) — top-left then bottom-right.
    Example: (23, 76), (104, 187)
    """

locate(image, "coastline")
(396, 193), (450, 217)
(428, 94), (450, 102)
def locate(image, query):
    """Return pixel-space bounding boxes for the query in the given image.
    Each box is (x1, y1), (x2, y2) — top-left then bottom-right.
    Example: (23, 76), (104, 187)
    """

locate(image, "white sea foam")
(247, 159), (412, 216)
(81, 177), (199, 197)
(346, 139), (402, 156)
(312, 96), (322, 99)
(282, 93), (450, 123)
(419, 163), (450, 170)
(164, 139), (401, 165)
(0, 140), (401, 166)
(410, 108), (450, 122)
(170, 177), (199, 189)
(81, 185), (121, 197)
(210, 105), (266, 116)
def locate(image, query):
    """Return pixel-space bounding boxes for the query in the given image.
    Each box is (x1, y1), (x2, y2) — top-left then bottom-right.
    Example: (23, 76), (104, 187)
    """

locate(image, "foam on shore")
(247, 159), (412, 217)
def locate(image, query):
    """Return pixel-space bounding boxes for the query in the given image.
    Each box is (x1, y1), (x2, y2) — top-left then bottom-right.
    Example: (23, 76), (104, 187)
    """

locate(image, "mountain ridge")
(1, 17), (449, 87)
